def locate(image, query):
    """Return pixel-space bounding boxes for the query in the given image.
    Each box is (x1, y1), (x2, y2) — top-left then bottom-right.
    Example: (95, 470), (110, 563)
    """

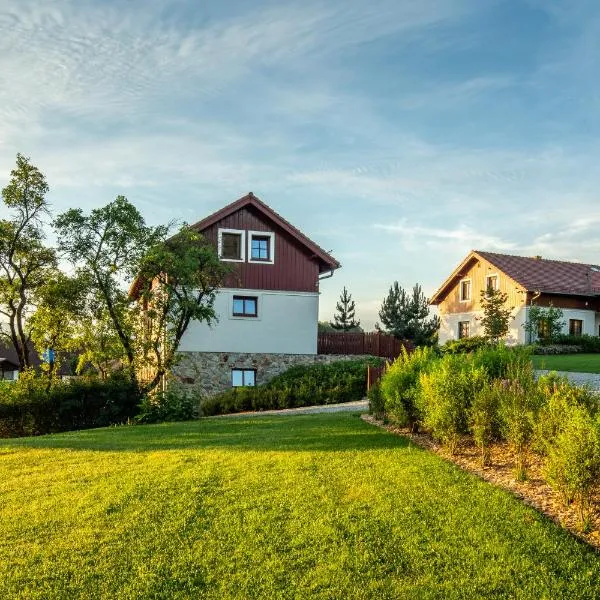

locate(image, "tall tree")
(378, 282), (440, 346)
(478, 288), (512, 343)
(54, 196), (226, 393)
(330, 286), (360, 331)
(0, 154), (56, 369)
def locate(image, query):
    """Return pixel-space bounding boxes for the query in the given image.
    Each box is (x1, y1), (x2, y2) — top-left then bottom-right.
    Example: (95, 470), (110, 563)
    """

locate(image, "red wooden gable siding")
(200, 205), (321, 293)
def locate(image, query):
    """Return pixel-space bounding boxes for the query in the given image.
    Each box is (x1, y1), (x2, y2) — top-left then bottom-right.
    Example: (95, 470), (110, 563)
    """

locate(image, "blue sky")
(1, 0), (600, 328)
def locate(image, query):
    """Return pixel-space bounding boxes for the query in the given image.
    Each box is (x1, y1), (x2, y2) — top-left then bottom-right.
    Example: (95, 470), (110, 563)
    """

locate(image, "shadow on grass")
(0, 413), (415, 454)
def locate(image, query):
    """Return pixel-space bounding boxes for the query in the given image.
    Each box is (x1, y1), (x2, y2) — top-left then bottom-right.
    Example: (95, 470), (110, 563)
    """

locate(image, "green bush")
(544, 404), (600, 530)
(0, 372), (140, 438)
(441, 336), (489, 355)
(200, 358), (382, 416)
(379, 347), (436, 427)
(367, 383), (385, 420)
(541, 334), (600, 353)
(418, 354), (487, 454)
(136, 389), (196, 423)
(497, 364), (541, 480)
(532, 344), (584, 355)
(470, 382), (503, 466)
(471, 344), (531, 380)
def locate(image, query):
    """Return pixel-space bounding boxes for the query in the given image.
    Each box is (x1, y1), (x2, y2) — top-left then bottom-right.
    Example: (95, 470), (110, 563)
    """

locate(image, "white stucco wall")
(179, 288), (319, 354)
(439, 306), (600, 345)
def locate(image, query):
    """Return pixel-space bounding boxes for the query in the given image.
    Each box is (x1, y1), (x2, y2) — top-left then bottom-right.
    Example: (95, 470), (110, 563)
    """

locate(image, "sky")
(1, 0), (600, 329)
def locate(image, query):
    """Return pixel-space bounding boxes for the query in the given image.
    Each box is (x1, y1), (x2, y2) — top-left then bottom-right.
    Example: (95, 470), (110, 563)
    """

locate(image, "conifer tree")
(478, 287), (512, 343)
(330, 286), (360, 331)
(378, 282), (439, 346)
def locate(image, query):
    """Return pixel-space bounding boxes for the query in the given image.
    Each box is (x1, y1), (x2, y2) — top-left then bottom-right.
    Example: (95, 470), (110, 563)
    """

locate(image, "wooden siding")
(438, 256), (527, 314)
(200, 205), (321, 292)
(529, 293), (600, 311)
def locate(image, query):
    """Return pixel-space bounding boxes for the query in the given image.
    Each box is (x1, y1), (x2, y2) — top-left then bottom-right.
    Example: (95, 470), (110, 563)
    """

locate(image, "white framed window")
(232, 368), (256, 387)
(459, 279), (471, 302)
(486, 274), (499, 292)
(248, 231), (275, 264)
(458, 321), (470, 339)
(218, 228), (245, 262)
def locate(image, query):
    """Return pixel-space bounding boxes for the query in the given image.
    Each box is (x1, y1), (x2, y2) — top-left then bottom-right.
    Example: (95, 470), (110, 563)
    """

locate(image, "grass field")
(531, 353), (600, 373)
(1, 414), (599, 599)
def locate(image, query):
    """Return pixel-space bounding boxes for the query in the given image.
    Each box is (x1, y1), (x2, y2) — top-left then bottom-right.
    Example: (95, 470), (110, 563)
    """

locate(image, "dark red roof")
(190, 193), (340, 273)
(477, 251), (600, 296)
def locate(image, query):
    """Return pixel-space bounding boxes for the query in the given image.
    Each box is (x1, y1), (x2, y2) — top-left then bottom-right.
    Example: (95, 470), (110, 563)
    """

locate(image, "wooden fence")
(317, 331), (411, 361)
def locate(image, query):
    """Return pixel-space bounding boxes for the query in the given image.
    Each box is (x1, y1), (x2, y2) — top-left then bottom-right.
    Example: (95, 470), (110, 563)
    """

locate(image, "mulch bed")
(361, 414), (600, 551)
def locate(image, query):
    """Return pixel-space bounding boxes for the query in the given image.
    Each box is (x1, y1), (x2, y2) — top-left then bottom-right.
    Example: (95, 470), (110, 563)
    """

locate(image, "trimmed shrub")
(379, 347), (436, 428)
(418, 354), (487, 454)
(0, 372), (140, 438)
(532, 344), (584, 355)
(200, 358), (382, 416)
(541, 334), (600, 353)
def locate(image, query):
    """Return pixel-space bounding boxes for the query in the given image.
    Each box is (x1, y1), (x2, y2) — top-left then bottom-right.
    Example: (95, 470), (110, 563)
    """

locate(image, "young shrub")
(419, 354), (487, 454)
(471, 344), (530, 380)
(470, 382), (502, 466)
(497, 363), (540, 481)
(544, 405), (600, 531)
(379, 346), (436, 428)
(136, 388), (196, 423)
(367, 382), (385, 420)
(441, 336), (489, 355)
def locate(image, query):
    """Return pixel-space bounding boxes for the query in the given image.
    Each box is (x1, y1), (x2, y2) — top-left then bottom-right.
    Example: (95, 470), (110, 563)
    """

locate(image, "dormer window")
(248, 231), (275, 264)
(459, 279), (471, 302)
(218, 229), (245, 262)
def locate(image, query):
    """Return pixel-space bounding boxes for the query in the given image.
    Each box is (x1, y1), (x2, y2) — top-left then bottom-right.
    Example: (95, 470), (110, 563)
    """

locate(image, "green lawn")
(1, 414), (599, 599)
(532, 353), (600, 373)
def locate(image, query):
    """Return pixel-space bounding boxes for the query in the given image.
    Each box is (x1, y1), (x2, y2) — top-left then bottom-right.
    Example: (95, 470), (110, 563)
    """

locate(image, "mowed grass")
(532, 353), (600, 373)
(1, 414), (599, 599)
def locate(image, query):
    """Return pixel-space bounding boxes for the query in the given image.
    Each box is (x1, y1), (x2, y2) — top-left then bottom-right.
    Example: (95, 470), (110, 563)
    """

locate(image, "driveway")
(214, 399), (369, 418)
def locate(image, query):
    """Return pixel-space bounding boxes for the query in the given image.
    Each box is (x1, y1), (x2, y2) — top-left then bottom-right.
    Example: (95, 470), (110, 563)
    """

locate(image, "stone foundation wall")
(171, 352), (374, 397)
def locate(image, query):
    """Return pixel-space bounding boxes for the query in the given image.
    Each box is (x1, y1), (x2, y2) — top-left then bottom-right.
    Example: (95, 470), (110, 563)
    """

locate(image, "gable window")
(569, 319), (583, 336)
(248, 231), (275, 264)
(486, 275), (499, 292)
(232, 295), (258, 317)
(458, 321), (470, 339)
(459, 279), (471, 302)
(232, 368), (256, 387)
(218, 229), (245, 262)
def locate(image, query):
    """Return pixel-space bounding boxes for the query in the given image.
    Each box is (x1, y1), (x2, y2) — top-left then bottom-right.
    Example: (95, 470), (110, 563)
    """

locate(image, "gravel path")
(213, 399), (368, 418)
(535, 370), (600, 389)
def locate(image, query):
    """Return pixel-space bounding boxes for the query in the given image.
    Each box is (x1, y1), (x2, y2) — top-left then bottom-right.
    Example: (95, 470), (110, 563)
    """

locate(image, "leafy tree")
(54, 197), (226, 393)
(29, 272), (88, 379)
(478, 288), (512, 343)
(330, 286), (361, 331)
(524, 304), (565, 342)
(0, 154), (56, 369)
(378, 282), (439, 346)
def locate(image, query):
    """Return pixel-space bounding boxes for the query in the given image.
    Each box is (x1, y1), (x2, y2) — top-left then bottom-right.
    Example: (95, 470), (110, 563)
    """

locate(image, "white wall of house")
(179, 288), (319, 354)
(439, 306), (600, 345)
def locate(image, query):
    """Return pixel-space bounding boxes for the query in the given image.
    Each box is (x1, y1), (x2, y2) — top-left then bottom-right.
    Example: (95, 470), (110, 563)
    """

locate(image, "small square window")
(459, 280), (471, 301)
(233, 295), (258, 317)
(232, 369), (256, 387)
(219, 229), (245, 261)
(251, 237), (270, 260)
(569, 319), (583, 336)
(458, 321), (470, 339)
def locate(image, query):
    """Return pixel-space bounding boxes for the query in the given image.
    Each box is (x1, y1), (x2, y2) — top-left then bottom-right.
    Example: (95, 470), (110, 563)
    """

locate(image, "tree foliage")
(378, 282), (439, 346)
(54, 197), (226, 393)
(0, 154), (57, 369)
(330, 286), (361, 331)
(478, 288), (512, 343)
(524, 304), (565, 342)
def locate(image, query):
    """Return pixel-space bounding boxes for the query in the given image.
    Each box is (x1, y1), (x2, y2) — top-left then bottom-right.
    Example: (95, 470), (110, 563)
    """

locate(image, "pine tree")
(378, 282), (439, 346)
(330, 286), (360, 331)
